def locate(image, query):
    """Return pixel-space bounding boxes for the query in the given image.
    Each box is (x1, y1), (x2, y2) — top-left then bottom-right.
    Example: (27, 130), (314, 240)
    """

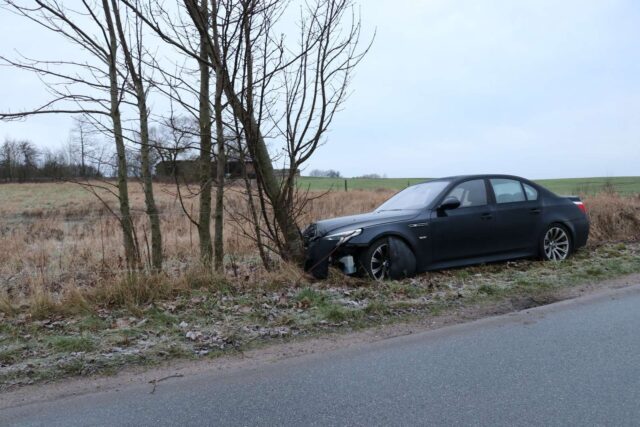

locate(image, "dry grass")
(0, 181), (638, 318)
(584, 193), (640, 243)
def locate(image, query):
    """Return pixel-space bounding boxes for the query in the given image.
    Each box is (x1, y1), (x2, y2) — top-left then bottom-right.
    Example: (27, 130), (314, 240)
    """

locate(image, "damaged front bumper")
(303, 226), (363, 279)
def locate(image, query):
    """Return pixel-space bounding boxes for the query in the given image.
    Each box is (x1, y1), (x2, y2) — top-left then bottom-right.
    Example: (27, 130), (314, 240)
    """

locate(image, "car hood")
(313, 210), (421, 236)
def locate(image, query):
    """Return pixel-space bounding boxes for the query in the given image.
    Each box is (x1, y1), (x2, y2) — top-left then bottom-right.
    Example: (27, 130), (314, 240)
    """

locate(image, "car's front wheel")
(540, 224), (572, 261)
(360, 237), (416, 281)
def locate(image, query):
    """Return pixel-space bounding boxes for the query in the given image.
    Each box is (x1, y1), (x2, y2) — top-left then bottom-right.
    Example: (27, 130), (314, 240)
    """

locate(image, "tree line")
(1, 117), (155, 182)
(0, 127), (106, 182)
(0, 138), (101, 182)
(1, 0), (370, 275)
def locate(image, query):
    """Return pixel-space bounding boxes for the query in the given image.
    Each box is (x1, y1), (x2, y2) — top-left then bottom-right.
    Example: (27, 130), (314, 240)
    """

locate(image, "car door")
(430, 179), (496, 262)
(489, 178), (542, 253)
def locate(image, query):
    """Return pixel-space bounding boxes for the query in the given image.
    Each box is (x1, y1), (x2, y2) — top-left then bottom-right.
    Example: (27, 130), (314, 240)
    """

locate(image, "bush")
(585, 193), (640, 245)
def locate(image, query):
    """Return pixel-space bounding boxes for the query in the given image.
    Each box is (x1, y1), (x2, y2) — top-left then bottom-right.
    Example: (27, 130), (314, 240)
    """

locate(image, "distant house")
(155, 158), (299, 182)
(155, 158), (256, 182)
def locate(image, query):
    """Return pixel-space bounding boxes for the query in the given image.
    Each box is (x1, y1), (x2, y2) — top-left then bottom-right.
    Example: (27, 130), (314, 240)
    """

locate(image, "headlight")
(324, 228), (362, 241)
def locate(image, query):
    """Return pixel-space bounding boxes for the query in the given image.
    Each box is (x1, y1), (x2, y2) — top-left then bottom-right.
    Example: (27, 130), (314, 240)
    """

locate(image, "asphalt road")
(4, 285), (640, 427)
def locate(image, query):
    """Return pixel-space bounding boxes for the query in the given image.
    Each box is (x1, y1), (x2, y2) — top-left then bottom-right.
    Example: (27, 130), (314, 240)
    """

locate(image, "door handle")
(530, 208), (541, 215)
(480, 213), (493, 220)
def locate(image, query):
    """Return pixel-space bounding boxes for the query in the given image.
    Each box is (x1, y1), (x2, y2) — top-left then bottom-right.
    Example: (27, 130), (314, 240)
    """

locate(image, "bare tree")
(197, 0), (214, 267)
(110, 0), (163, 270)
(0, 139), (19, 181)
(1, 0), (140, 268)
(227, 118), (272, 270)
(102, 0), (142, 268)
(210, 0), (231, 272)
(123, 0), (369, 265)
(0, 139), (40, 182)
(68, 117), (97, 178)
(229, 0), (369, 263)
(132, 0), (218, 268)
(17, 140), (39, 181)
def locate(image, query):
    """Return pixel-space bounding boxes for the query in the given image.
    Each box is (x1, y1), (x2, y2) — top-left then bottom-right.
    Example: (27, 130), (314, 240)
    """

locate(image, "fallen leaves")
(296, 299), (311, 309)
(185, 330), (203, 341)
(113, 318), (134, 329)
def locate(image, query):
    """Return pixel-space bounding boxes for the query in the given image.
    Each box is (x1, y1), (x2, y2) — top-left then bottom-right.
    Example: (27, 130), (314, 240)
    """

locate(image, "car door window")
(523, 183), (538, 201)
(446, 179), (487, 207)
(490, 179), (526, 204)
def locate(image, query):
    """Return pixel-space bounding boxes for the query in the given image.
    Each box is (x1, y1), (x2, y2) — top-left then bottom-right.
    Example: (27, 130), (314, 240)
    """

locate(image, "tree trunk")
(139, 108), (163, 271)
(239, 139), (270, 270)
(111, 0), (163, 270)
(245, 121), (304, 262)
(80, 125), (86, 178)
(213, 72), (225, 272)
(220, 5), (304, 263)
(197, 0), (214, 266)
(102, 0), (139, 269)
(185, 0), (305, 263)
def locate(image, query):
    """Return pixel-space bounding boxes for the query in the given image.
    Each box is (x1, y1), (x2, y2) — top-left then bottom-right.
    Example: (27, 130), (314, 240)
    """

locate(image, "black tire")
(360, 237), (416, 281)
(539, 223), (572, 261)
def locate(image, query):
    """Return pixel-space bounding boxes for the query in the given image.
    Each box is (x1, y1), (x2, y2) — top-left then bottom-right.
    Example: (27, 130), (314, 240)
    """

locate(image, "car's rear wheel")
(541, 224), (572, 261)
(360, 237), (416, 281)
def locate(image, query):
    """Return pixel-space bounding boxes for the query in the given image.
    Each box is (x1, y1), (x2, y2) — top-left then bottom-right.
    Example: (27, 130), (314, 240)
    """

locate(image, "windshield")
(376, 180), (450, 211)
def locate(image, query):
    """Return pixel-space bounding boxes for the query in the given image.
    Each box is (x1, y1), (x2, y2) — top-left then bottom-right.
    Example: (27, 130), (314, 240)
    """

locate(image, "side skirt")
(424, 250), (536, 271)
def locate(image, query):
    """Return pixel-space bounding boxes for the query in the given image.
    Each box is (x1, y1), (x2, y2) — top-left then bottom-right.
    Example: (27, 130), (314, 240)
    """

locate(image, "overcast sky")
(1, 0), (639, 179)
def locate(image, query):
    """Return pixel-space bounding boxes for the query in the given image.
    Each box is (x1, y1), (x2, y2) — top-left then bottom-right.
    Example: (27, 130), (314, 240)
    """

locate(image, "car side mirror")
(439, 196), (461, 211)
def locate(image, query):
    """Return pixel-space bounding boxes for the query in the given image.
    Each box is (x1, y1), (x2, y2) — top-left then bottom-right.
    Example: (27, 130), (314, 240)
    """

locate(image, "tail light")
(573, 201), (587, 215)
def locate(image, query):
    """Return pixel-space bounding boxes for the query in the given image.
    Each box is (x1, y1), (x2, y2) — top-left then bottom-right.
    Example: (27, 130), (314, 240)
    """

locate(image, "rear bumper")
(572, 216), (590, 249)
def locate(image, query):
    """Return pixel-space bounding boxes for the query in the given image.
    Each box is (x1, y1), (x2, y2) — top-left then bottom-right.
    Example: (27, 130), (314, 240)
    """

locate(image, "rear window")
(490, 179), (526, 204)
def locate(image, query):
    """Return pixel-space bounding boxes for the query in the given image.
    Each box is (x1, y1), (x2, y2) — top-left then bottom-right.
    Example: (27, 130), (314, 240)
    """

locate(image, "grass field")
(297, 176), (640, 195)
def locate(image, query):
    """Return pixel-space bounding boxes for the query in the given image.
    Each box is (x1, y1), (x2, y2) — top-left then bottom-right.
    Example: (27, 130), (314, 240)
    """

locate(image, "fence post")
(344, 179), (348, 192)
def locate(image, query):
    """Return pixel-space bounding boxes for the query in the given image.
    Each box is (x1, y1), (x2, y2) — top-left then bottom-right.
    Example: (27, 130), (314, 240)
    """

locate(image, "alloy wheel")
(370, 243), (390, 281)
(543, 226), (570, 261)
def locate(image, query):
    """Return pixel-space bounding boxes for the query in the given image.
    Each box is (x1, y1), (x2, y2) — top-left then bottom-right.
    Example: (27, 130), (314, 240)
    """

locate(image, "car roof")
(424, 174), (534, 184)
(447, 174), (527, 180)
(410, 175), (557, 200)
